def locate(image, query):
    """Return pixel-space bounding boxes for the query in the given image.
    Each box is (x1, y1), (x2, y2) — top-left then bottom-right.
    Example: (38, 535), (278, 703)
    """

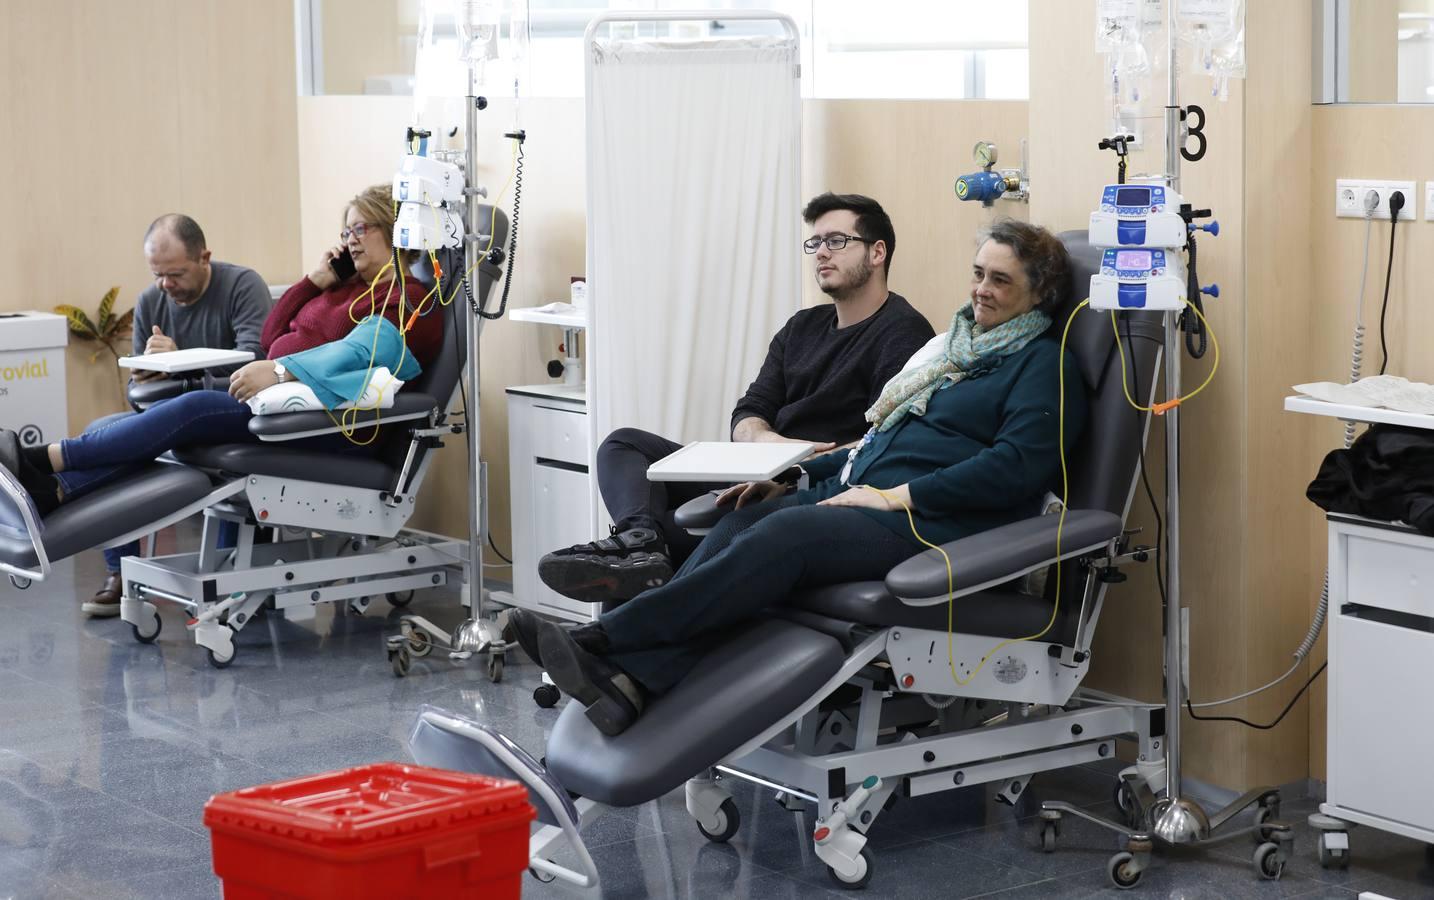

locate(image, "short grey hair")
(145, 214), (208, 260)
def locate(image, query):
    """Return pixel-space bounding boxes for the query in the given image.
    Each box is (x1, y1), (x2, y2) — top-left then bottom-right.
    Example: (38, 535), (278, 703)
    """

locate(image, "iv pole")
(1037, 4), (1293, 888)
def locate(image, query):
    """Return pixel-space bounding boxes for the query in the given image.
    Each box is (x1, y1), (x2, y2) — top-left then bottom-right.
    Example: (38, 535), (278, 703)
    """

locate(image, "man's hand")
(308, 244), (344, 291)
(145, 326), (177, 355)
(715, 480), (786, 510)
(818, 484), (912, 512)
(228, 360), (281, 403)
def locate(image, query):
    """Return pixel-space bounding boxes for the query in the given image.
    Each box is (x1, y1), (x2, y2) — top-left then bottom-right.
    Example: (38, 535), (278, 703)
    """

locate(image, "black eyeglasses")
(803, 233), (871, 254)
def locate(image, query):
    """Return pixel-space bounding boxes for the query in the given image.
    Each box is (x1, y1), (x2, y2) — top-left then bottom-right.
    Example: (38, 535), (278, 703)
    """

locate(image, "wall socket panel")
(1427, 182), (1434, 221)
(1335, 179), (1418, 220)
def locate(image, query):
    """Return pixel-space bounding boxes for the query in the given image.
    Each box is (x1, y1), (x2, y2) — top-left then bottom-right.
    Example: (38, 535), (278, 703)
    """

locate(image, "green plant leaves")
(97, 286), (119, 334)
(55, 304), (98, 338)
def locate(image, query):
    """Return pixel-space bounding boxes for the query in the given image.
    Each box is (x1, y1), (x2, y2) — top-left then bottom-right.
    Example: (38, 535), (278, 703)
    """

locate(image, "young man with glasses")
(537, 193), (934, 606)
(81, 213), (272, 618)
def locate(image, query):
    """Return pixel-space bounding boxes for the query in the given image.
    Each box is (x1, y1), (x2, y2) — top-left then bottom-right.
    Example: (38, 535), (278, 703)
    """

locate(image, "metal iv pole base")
(1037, 772), (1294, 889)
(385, 602), (511, 682)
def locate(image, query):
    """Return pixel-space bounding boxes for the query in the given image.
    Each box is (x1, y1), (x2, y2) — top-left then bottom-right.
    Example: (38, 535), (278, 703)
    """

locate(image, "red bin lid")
(202, 763), (532, 846)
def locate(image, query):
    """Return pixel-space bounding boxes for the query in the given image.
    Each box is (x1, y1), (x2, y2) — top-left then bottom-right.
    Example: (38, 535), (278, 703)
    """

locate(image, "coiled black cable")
(1182, 235), (1208, 359)
(480, 132), (525, 320)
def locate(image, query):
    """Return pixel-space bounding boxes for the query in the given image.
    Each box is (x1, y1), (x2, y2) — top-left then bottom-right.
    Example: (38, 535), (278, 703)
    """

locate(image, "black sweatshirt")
(730, 292), (935, 446)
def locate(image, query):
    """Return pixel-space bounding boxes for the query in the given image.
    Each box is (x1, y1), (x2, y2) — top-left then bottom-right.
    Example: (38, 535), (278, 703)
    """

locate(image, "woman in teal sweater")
(513, 220), (1089, 736)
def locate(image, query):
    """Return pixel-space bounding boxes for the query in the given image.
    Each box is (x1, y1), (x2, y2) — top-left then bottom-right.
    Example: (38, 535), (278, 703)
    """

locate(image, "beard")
(820, 256), (874, 301)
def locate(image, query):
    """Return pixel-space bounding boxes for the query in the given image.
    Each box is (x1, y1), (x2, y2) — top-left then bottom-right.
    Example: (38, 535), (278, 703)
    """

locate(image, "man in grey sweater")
(82, 214), (272, 617)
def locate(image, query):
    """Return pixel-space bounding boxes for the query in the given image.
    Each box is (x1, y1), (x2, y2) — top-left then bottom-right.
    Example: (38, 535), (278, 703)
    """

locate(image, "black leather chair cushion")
(545, 619), (844, 808)
(0, 464), (215, 570)
(672, 490), (724, 532)
(171, 444), (395, 492)
(247, 392), (438, 439)
(790, 581), (1078, 643)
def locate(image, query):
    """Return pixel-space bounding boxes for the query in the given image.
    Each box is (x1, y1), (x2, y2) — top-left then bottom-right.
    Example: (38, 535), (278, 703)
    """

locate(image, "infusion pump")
(1089, 248), (1187, 312)
(1089, 183), (1188, 249)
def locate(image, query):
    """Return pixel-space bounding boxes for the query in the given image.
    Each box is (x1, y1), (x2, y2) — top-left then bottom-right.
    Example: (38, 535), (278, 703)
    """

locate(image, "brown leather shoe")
(81, 573), (123, 618)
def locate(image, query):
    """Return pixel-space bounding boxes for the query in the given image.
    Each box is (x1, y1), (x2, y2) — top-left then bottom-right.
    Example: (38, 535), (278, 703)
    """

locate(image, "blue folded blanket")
(277, 316), (423, 410)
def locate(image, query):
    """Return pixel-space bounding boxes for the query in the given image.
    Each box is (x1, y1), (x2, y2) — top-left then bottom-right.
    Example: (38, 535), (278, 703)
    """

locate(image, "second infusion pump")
(1089, 181), (1189, 312)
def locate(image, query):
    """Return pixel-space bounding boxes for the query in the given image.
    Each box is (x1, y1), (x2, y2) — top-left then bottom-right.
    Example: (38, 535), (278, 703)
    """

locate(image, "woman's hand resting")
(228, 360), (281, 403)
(818, 484), (912, 512)
(715, 480), (786, 510)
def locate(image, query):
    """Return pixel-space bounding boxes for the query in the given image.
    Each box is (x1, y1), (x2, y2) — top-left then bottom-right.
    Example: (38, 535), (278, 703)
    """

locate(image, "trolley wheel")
(131, 609), (162, 644)
(1040, 820), (1059, 853)
(826, 845), (874, 890)
(533, 683), (561, 708)
(390, 646), (411, 678)
(207, 643), (236, 670)
(1108, 851), (1142, 890)
(9, 575), (31, 590)
(1318, 833), (1350, 869)
(697, 798), (741, 843)
(1254, 842), (1284, 881)
(1114, 781), (1139, 827)
(487, 652), (505, 682)
(386, 590), (415, 608)
(405, 627), (433, 658)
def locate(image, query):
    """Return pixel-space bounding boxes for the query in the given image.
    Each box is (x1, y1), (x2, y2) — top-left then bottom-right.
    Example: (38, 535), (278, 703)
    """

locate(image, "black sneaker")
(536, 620), (643, 737)
(538, 527), (674, 603)
(0, 430), (58, 517)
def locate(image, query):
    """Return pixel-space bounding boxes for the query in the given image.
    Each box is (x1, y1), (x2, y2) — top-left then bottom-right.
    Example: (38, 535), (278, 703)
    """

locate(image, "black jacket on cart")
(1307, 424), (1434, 535)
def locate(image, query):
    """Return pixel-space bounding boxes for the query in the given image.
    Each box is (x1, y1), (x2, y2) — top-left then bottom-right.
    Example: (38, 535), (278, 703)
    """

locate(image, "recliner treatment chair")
(414, 231), (1195, 889)
(0, 209), (507, 668)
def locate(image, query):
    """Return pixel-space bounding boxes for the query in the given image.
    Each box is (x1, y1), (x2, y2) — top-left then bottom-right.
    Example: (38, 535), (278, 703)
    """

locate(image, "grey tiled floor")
(2, 536), (1433, 899)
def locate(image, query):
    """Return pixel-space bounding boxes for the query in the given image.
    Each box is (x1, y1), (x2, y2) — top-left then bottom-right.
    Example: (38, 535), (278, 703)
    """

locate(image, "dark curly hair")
(978, 219), (1071, 315)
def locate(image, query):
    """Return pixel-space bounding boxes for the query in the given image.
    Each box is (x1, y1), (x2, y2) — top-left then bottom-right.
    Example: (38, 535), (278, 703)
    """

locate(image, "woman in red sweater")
(3, 185), (443, 513)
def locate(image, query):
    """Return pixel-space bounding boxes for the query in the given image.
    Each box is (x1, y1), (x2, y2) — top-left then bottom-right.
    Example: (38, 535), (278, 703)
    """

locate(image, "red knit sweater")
(261, 276), (443, 366)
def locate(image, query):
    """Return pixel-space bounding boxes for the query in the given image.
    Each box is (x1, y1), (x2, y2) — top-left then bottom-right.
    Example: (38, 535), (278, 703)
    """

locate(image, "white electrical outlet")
(1335, 179), (1417, 220)
(1426, 182), (1434, 221)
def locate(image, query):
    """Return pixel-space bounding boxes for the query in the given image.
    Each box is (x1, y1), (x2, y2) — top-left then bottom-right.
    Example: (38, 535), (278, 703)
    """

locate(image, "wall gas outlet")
(1335, 179), (1417, 220)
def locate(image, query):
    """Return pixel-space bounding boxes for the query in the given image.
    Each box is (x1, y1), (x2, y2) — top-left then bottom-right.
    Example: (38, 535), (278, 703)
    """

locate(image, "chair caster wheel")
(487, 653), (505, 682)
(131, 610), (162, 644)
(1253, 800), (1281, 843)
(1114, 780), (1140, 827)
(1040, 820), (1059, 853)
(386, 590), (415, 608)
(533, 683), (560, 708)
(207, 643), (236, 669)
(528, 861), (557, 884)
(400, 622), (433, 658)
(1254, 841), (1285, 881)
(390, 646), (411, 678)
(9, 575), (31, 590)
(1108, 851), (1142, 890)
(826, 845), (874, 890)
(696, 798), (741, 843)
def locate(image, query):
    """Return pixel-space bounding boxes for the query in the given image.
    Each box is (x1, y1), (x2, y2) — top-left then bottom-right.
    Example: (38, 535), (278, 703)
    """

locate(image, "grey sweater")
(132, 261), (272, 379)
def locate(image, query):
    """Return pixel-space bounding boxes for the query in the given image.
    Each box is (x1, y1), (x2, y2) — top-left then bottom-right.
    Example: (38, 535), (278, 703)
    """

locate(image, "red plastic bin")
(203, 762), (535, 899)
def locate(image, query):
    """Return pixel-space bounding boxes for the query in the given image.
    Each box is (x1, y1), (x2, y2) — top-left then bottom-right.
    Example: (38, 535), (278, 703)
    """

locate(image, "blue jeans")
(59, 389), (370, 504)
(601, 495), (922, 695)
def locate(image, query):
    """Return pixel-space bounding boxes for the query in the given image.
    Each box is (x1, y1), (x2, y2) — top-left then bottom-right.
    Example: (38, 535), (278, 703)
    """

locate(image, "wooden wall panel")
(0, 0), (301, 434)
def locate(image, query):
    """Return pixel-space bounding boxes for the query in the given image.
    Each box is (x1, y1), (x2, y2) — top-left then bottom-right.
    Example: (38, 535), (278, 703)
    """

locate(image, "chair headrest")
(1052, 230), (1115, 391)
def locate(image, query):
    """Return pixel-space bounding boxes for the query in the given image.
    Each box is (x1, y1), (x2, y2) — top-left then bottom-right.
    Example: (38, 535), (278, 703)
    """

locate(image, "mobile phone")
(330, 248), (357, 281)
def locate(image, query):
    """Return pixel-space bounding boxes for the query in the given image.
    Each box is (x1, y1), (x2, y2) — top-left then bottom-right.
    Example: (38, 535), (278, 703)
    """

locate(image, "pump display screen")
(1115, 250), (1153, 270)
(1115, 186), (1152, 208)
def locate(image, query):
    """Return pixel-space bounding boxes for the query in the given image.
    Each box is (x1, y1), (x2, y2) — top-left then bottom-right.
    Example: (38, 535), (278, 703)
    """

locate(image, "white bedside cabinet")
(506, 385), (599, 623)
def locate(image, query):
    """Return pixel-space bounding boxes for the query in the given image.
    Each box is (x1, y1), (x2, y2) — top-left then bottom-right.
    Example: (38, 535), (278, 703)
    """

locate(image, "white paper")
(1293, 375), (1434, 415)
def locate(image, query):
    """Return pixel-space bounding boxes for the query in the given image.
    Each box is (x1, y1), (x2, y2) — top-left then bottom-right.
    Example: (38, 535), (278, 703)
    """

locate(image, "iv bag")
(1176, 0), (1245, 94)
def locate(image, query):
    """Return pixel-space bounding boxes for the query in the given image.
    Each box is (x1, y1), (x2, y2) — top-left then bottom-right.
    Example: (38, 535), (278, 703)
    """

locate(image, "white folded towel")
(246, 367), (405, 415)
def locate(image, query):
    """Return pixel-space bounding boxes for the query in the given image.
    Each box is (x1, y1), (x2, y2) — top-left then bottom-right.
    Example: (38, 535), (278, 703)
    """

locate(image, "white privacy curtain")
(585, 29), (802, 531)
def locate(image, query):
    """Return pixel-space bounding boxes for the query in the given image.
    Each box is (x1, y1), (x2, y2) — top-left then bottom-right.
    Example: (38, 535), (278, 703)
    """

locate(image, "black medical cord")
(480, 132), (525, 321)
(1182, 235), (1208, 359)
(1377, 192), (1404, 375)
(1186, 663), (1326, 730)
(488, 534), (513, 565)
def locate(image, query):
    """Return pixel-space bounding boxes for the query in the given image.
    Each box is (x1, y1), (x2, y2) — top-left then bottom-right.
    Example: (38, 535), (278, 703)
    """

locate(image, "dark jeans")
(79, 412), (145, 572)
(597, 427), (720, 565)
(600, 494), (921, 695)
